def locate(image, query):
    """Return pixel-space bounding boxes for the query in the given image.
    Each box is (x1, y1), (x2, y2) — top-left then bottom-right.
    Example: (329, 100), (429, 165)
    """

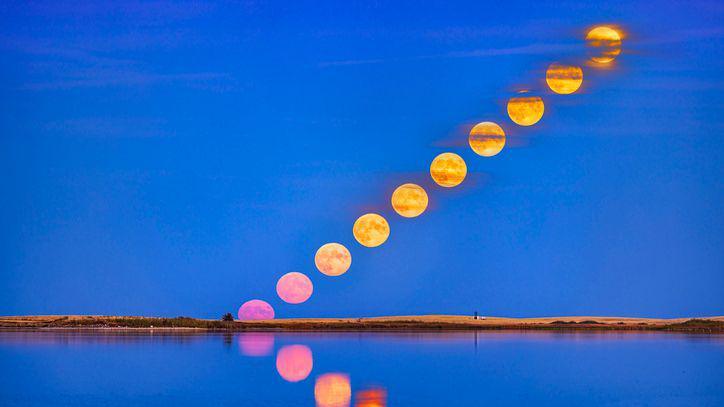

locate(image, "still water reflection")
(238, 332), (274, 357)
(0, 330), (722, 406)
(277, 344), (313, 383)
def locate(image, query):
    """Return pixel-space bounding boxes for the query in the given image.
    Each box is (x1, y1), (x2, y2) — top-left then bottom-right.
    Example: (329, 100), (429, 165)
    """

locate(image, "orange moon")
(468, 121), (505, 157)
(315, 243), (352, 276)
(276, 272), (313, 304)
(507, 92), (544, 126)
(586, 26), (622, 64)
(352, 213), (390, 247)
(315, 373), (351, 407)
(276, 344), (313, 382)
(546, 63), (583, 94)
(391, 183), (428, 218)
(430, 152), (467, 187)
(354, 388), (387, 407)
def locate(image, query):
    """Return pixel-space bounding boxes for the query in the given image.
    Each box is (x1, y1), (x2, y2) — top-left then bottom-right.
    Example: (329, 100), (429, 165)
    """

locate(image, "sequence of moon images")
(237, 25), (622, 407)
(238, 332), (387, 405)
(238, 25), (623, 322)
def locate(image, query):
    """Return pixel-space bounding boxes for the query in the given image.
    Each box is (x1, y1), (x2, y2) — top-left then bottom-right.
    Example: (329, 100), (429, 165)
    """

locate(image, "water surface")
(1, 330), (722, 406)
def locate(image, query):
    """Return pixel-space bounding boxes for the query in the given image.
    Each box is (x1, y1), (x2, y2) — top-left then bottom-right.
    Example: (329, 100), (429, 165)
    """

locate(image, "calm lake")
(1, 330), (722, 406)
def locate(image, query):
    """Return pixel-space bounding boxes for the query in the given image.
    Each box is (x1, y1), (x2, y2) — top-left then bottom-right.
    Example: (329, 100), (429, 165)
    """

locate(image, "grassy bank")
(1, 315), (723, 333)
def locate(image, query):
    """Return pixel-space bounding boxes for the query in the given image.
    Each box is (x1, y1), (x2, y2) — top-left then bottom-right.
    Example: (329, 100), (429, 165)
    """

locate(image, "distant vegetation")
(550, 320), (602, 325)
(1, 316), (237, 329)
(664, 319), (722, 331)
(72, 316), (234, 329)
(1, 316), (721, 332)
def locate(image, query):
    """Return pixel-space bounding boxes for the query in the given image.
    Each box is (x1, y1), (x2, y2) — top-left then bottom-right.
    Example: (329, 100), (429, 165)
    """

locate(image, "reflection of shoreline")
(0, 330), (722, 347)
(0, 329), (217, 345)
(1, 315), (722, 333)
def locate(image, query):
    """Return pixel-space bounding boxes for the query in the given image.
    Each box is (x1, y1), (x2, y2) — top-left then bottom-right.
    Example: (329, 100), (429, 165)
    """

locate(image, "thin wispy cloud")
(1, 36), (236, 91)
(432, 122), (533, 150)
(319, 24), (724, 69)
(446, 43), (579, 58)
(11, 0), (215, 21)
(43, 116), (173, 138)
(319, 42), (580, 68)
(23, 71), (232, 90)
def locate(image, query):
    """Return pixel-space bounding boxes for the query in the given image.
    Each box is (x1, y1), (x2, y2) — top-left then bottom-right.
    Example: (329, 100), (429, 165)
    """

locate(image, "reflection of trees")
(222, 332), (233, 349)
(0, 330), (214, 346)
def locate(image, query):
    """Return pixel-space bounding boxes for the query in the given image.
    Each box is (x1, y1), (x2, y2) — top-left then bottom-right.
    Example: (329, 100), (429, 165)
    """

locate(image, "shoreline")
(1, 315), (723, 333)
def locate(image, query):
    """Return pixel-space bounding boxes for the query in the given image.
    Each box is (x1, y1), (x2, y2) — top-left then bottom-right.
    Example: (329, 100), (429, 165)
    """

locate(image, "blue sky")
(1, 1), (722, 318)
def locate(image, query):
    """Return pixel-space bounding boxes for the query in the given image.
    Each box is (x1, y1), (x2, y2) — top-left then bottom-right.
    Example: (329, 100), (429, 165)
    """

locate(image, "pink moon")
(238, 332), (274, 357)
(276, 272), (313, 304)
(276, 344), (313, 382)
(237, 299), (275, 320)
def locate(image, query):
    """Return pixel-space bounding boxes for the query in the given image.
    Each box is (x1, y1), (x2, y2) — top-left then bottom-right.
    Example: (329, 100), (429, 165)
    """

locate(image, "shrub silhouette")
(221, 313), (234, 322)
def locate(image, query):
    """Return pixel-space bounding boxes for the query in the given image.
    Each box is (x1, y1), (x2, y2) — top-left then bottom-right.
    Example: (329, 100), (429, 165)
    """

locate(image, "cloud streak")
(23, 70), (232, 90)
(1, 36), (236, 91)
(319, 42), (580, 68)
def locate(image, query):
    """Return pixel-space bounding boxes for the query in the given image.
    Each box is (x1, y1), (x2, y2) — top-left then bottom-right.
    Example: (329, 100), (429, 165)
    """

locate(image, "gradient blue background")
(1, 1), (722, 318)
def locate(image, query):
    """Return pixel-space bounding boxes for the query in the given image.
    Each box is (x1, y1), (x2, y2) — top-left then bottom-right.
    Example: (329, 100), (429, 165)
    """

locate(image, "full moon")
(391, 183), (428, 218)
(586, 26), (622, 64)
(430, 152), (467, 187)
(353, 213), (390, 247)
(237, 299), (275, 320)
(276, 344), (313, 382)
(315, 243), (352, 276)
(276, 272), (313, 304)
(468, 121), (505, 157)
(546, 63), (583, 94)
(507, 92), (544, 126)
(315, 373), (351, 407)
